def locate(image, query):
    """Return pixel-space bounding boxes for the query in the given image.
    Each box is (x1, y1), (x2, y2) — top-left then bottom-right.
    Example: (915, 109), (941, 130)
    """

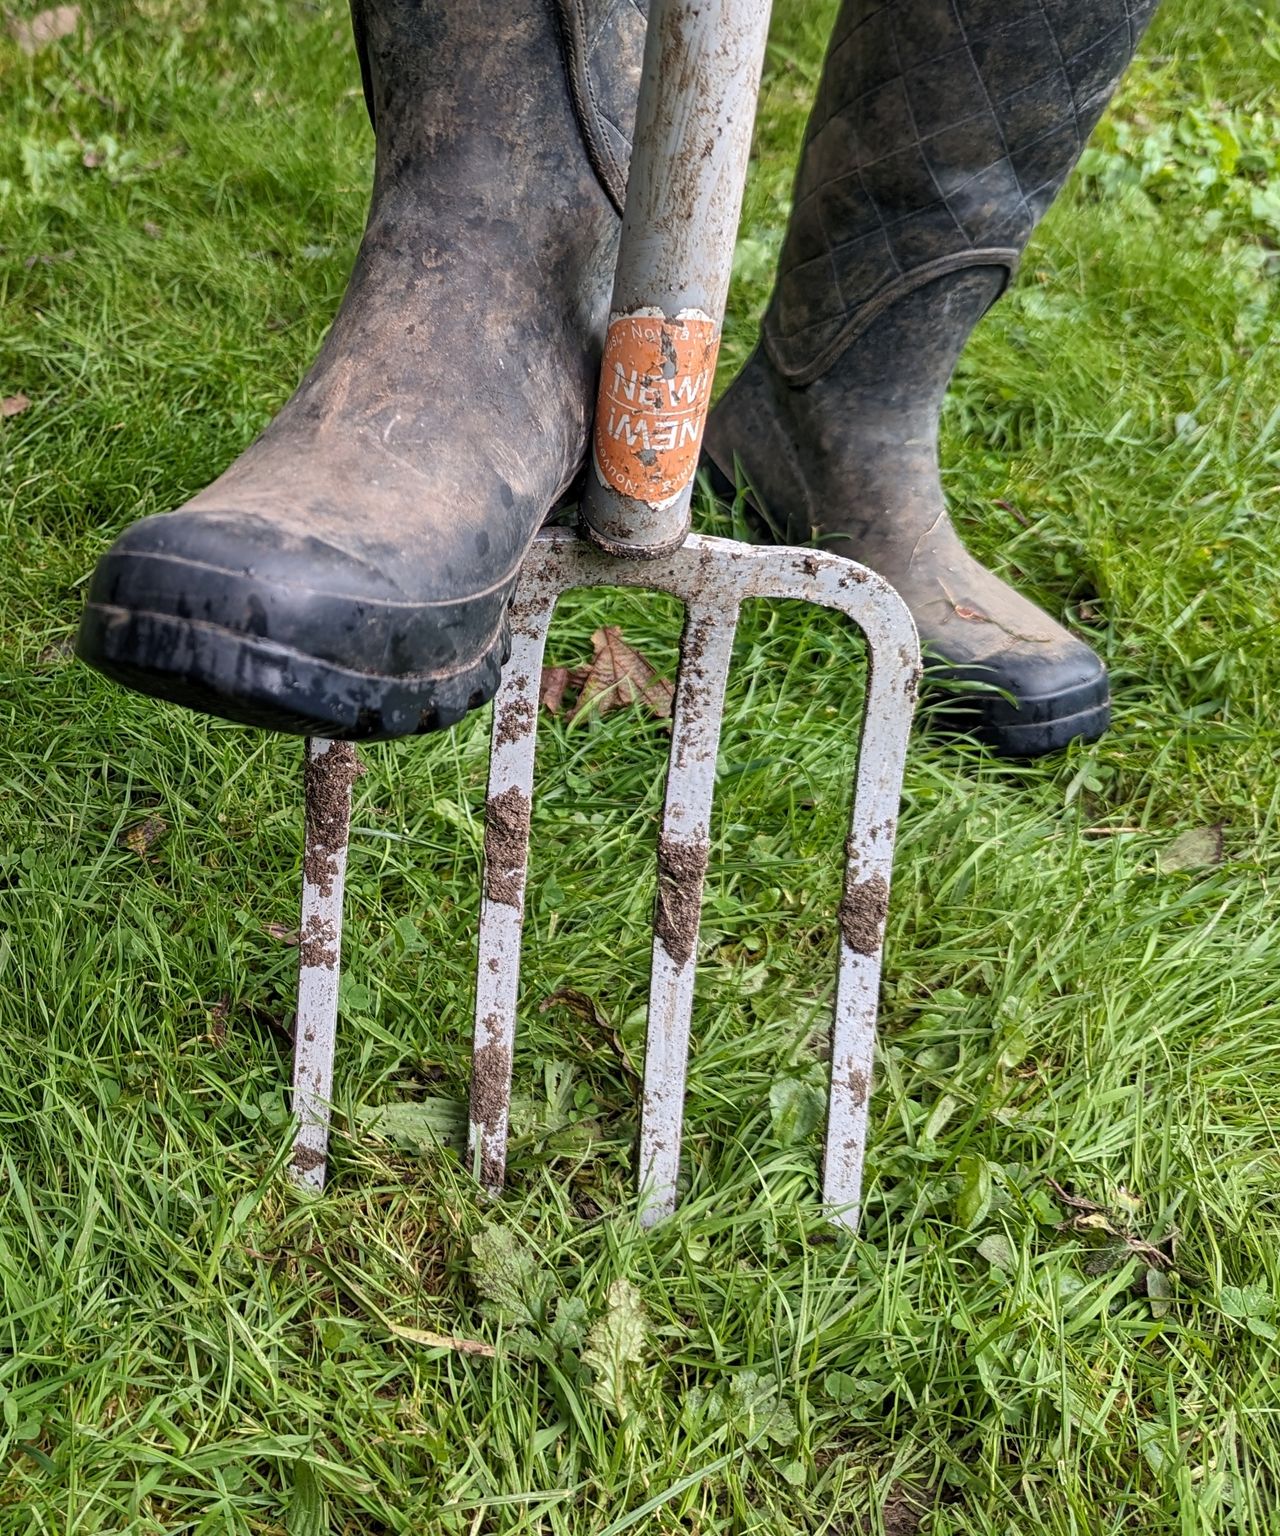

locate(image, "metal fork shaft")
(582, 0), (775, 555)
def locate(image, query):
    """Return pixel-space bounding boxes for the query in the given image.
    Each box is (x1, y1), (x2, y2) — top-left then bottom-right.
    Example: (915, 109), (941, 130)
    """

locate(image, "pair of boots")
(78, 0), (1159, 757)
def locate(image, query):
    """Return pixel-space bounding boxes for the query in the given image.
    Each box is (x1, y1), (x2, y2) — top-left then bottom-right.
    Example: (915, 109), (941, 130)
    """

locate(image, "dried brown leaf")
(1047, 1180), (1176, 1270)
(8, 5), (83, 53)
(23, 249), (76, 269)
(569, 626), (673, 722)
(387, 1322), (496, 1358)
(539, 665), (584, 717)
(539, 987), (610, 1032)
(208, 995), (231, 1047)
(2, 395), (31, 419)
(265, 922), (300, 946)
(1157, 825), (1224, 874)
(121, 815), (168, 858)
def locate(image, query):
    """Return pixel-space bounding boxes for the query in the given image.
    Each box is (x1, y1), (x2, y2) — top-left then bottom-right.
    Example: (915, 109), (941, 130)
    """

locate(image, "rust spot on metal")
(655, 834), (709, 969)
(839, 871), (889, 956)
(484, 786), (531, 907)
(303, 742), (364, 898)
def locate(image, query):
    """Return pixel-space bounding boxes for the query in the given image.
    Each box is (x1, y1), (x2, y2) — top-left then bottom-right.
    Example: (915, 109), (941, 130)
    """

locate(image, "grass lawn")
(3, 0), (1280, 1530)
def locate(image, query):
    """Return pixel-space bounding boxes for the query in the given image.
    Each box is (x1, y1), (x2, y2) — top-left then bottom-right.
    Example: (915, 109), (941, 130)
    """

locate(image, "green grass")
(3, 0), (1280, 1530)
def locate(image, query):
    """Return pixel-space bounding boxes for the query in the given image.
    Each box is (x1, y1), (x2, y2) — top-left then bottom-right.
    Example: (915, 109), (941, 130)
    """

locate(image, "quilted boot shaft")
(765, 0), (1160, 384)
(704, 0), (1160, 756)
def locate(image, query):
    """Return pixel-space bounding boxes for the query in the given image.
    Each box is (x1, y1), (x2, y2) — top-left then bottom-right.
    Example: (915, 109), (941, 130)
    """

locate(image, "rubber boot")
(704, 0), (1160, 757)
(77, 0), (647, 738)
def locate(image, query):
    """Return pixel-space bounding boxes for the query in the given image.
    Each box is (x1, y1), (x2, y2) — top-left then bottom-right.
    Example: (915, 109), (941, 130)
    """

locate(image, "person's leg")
(77, 0), (647, 739)
(704, 0), (1160, 757)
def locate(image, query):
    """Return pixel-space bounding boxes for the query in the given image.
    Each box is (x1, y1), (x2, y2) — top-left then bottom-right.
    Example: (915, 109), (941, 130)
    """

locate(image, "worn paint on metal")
(593, 308), (720, 508)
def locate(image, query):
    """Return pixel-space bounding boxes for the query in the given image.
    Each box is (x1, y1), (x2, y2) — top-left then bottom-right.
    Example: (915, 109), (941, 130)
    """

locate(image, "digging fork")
(290, 0), (920, 1230)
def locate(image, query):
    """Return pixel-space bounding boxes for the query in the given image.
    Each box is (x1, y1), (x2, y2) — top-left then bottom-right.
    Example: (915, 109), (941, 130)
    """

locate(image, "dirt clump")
(299, 911), (339, 970)
(302, 742), (365, 897)
(655, 834), (709, 969)
(470, 1030), (511, 1186)
(495, 694), (535, 747)
(839, 870), (888, 956)
(484, 786), (531, 907)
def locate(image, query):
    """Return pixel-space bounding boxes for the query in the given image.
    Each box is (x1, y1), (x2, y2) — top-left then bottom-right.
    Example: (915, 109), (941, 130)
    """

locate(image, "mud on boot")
(77, 0), (647, 739)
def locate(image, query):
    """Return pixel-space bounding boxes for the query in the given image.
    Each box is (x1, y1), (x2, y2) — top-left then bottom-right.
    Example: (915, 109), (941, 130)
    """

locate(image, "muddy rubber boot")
(704, 0), (1160, 757)
(76, 0), (646, 738)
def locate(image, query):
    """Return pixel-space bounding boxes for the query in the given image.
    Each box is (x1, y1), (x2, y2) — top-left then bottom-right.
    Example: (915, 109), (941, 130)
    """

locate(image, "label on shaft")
(592, 309), (721, 509)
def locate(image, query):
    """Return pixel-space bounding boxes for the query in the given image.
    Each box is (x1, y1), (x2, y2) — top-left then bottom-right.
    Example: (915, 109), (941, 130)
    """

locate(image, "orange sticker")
(593, 311), (721, 507)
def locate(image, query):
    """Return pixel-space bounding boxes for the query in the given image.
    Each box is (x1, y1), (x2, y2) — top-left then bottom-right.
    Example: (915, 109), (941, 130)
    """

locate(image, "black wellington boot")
(77, 0), (647, 738)
(704, 0), (1160, 757)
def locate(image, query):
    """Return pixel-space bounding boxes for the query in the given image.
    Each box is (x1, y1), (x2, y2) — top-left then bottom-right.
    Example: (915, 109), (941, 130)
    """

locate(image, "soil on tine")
(655, 833), (709, 969)
(303, 742), (365, 898)
(470, 1028), (512, 1187)
(840, 869), (888, 956)
(484, 786), (531, 907)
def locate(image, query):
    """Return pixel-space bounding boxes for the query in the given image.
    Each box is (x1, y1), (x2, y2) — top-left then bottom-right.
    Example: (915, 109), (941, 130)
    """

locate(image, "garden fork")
(290, 0), (920, 1231)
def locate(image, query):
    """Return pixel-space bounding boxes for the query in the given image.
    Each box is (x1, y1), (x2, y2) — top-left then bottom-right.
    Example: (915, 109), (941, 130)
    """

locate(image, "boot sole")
(77, 599), (511, 740)
(701, 454), (1109, 759)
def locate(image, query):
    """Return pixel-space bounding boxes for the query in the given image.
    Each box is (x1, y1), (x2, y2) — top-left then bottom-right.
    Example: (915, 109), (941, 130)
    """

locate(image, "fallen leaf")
(539, 664), (586, 716)
(1046, 1179), (1105, 1216)
(2, 395), (30, 418)
(1157, 825), (1224, 874)
(976, 1232), (1014, 1270)
(387, 1323), (496, 1358)
(208, 995), (231, 1047)
(571, 627), (673, 722)
(121, 815), (167, 858)
(8, 4), (83, 53)
(1146, 1267), (1173, 1318)
(36, 636), (74, 667)
(1047, 1179), (1177, 1271)
(356, 1098), (467, 1152)
(264, 922), (299, 946)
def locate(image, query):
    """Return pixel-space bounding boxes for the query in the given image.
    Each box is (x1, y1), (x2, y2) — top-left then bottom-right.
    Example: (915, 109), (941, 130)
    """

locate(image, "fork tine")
(469, 591), (557, 1194)
(638, 597), (741, 1225)
(821, 614), (918, 1231)
(292, 737), (360, 1189)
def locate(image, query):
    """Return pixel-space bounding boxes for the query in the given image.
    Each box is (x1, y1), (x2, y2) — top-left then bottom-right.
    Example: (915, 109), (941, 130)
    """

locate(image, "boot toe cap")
(925, 641), (1110, 758)
(77, 503), (516, 738)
